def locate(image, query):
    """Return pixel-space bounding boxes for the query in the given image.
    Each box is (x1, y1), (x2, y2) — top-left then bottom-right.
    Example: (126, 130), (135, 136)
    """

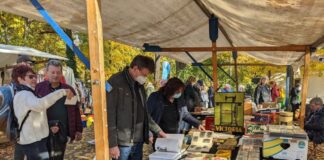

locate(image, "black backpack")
(8, 101), (31, 142)
(0, 84), (31, 142)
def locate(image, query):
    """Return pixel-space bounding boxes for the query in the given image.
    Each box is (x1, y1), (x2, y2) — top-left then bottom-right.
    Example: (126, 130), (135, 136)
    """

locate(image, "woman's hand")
(198, 125), (205, 131)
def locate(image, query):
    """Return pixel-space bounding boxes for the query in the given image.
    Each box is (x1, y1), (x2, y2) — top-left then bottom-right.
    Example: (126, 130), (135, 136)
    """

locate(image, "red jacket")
(271, 85), (280, 102)
(35, 80), (83, 141)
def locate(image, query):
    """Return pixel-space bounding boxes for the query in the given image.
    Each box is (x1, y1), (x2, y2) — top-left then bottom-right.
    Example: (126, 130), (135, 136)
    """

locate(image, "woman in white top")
(12, 65), (73, 160)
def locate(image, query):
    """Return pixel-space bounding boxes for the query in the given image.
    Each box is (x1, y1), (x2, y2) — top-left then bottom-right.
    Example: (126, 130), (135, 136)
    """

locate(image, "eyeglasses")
(26, 74), (37, 79)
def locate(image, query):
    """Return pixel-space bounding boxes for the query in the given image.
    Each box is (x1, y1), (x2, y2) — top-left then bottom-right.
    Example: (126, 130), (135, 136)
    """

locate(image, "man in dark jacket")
(35, 60), (83, 160)
(107, 55), (166, 160)
(305, 97), (324, 144)
(184, 77), (202, 112)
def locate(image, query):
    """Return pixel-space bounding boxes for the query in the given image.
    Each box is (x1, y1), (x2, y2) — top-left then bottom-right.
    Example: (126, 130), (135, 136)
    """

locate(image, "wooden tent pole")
(212, 42), (218, 90)
(86, 0), (109, 159)
(299, 46), (310, 128)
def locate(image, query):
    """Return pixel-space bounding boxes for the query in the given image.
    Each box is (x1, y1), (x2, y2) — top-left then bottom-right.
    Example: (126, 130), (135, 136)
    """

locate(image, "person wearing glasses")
(147, 78), (205, 137)
(12, 65), (74, 160)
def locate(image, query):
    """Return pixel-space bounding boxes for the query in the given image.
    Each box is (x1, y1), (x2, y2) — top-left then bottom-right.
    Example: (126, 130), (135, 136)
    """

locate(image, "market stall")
(1, 0), (323, 159)
(148, 102), (308, 160)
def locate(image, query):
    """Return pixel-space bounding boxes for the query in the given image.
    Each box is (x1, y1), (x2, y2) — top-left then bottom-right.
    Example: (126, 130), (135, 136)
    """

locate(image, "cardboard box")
(245, 123), (265, 135)
(263, 134), (308, 160)
(214, 93), (245, 133)
(261, 102), (277, 108)
(244, 102), (252, 115)
(215, 150), (231, 160)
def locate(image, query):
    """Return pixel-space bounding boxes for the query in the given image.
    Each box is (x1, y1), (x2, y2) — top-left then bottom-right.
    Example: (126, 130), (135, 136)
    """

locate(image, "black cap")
(197, 80), (204, 86)
(16, 55), (35, 64)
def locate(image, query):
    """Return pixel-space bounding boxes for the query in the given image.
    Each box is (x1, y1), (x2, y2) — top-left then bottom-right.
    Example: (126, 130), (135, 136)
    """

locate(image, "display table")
(178, 131), (240, 160)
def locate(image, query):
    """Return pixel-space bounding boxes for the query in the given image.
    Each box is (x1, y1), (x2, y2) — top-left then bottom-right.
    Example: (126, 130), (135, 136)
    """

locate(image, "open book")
(149, 134), (184, 160)
(187, 131), (213, 153)
(64, 96), (78, 105)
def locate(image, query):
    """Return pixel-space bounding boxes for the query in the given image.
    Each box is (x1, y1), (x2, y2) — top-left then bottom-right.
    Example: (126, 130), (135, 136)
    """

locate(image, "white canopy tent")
(0, 1), (323, 159)
(0, 44), (68, 68)
(0, 0), (323, 64)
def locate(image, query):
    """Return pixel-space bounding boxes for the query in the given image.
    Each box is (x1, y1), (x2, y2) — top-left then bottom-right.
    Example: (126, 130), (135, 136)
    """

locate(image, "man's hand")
(75, 132), (82, 141)
(65, 89), (74, 99)
(109, 146), (120, 160)
(50, 126), (59, 134)
(198, 125), (205, 131)
(158, 130), (167, 138)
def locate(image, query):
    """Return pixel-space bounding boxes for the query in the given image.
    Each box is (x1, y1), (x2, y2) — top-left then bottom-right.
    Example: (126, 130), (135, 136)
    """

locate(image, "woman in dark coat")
(147, 77), (205, 134)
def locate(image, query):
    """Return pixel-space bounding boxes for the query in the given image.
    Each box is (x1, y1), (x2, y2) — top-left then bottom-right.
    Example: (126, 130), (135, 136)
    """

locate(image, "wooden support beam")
(161, 45), (307, 52)
(299, 46), (310, 128)
(212, 42), (218, 90)
(86, 0), (109, 159)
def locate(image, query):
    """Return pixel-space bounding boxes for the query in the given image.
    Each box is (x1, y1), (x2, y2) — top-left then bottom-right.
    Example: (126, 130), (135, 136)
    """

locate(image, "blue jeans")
(118, 143), (143, 160)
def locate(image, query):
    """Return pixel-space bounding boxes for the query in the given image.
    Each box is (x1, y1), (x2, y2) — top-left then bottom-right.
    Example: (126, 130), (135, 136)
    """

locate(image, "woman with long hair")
(147, 77), (204, 134)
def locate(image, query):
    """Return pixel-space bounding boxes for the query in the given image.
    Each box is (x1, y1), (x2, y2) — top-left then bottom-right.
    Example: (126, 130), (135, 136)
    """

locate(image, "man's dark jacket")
(184, 85), (202, 112)
(106, 67), (161, 147)
(305, 107), (324, 144)
(35, 81), (83, 141)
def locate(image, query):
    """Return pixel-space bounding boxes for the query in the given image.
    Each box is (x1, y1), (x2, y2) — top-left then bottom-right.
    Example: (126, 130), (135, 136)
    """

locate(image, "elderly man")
(305, 97), (324, 156)
(35, 60), (82, 160)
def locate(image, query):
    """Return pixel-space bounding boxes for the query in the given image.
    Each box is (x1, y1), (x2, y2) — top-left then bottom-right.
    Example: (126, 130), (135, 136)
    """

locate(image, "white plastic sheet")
(0, 0), (322, 64)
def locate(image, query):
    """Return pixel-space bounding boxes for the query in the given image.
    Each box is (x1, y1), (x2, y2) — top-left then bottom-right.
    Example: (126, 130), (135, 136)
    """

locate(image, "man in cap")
(16, 55), (35, 67)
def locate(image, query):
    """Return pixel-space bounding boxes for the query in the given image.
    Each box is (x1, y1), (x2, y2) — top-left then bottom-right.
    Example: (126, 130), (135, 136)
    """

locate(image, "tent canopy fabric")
(0, 0), (323, 64)
(0, 44), (68, 68)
